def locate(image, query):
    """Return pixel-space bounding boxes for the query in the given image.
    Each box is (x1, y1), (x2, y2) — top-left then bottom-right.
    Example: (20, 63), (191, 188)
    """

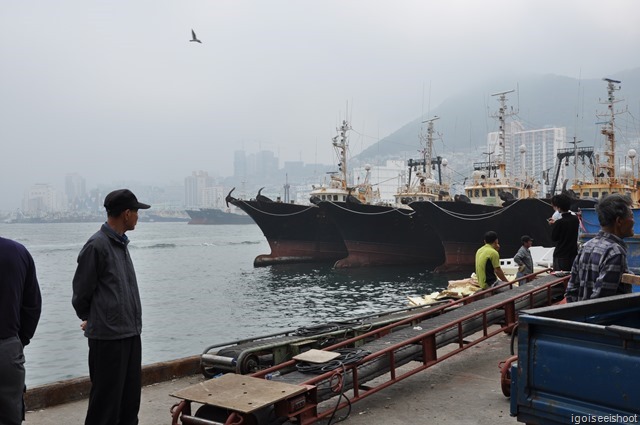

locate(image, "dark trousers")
(553, 256), (575, 272)
(86, 335), (142, 425)
(0, 336), (25, 425)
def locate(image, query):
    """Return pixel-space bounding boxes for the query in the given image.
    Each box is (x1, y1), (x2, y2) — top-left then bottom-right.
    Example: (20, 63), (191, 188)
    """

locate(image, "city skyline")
(2, 1), (639, 210)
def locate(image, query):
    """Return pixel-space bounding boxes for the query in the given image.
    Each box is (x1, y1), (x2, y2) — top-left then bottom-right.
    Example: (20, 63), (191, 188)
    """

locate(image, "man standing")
(565, 194), (634, 302)
(550, 194), (580, 271)
(72, 189), (150, 425)
(514, 235), (535, 282)
(0, 237), (41, 425)
(475, 231), (509, 289)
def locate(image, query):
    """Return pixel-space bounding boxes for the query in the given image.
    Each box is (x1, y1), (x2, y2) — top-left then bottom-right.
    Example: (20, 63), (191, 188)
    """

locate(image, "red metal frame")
(173, 271), (568, 425)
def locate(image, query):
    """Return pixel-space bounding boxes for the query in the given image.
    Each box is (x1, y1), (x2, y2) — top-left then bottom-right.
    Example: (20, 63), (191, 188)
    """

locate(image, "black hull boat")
(226, 196), (347, 267)
(409, 199), (555, 272)
(224, 118), (378, 267)
(317, 201), (445, 269)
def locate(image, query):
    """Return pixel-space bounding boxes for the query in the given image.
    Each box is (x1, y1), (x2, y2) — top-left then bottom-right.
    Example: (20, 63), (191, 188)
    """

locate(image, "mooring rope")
(240, 201), (318, 217)
(325, 201), (415, 216)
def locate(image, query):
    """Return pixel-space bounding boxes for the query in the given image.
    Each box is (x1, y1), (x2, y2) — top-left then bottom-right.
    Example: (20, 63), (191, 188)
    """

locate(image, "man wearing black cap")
(72, 189), (150, 425)
(514, 235), (535, 282)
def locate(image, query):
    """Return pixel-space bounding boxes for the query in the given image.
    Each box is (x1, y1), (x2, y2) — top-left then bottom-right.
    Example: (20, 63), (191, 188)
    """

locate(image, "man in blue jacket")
(72, 189), (150, 425)
(0, 237), (41, 425)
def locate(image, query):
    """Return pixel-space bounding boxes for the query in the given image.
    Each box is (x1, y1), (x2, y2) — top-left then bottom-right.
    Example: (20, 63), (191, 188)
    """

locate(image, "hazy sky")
(1, 1), (639, 210)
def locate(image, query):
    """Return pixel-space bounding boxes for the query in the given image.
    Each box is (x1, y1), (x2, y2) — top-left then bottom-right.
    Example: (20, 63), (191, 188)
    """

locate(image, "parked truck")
(511, 293), (640, 424)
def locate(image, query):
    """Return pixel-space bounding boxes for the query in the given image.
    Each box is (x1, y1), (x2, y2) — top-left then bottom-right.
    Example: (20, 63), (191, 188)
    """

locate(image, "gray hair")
(596, 194), (633, 227)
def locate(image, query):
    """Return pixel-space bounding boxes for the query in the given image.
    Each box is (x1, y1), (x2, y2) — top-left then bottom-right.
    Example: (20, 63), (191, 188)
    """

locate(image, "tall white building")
(22, 184), (65, 213)
(488, 122), (567, 196)
(184, 171), (214, 207)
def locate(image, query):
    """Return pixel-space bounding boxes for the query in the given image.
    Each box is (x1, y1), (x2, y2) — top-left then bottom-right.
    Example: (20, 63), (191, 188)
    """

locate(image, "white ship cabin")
(464, 166), (538, 206)
(393, 176), (443, 204)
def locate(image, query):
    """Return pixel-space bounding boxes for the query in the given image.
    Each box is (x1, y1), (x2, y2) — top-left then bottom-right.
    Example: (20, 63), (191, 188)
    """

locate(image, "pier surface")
(25, 330), (517, 425)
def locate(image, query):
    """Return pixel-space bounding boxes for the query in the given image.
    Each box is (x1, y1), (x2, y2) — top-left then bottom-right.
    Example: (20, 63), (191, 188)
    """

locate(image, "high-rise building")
(184, 171), (214, 207)
(23, 184), (65, 213)
(65, 173), (86, 209)
(233, 150), (247, 178)
(488, 122), (567, 195)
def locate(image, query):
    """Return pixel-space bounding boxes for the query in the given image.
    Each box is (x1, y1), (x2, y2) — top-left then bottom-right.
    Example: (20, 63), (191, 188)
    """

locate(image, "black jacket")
(551, 212), (580, 259)
(72, 224), (142, 340)
(0, 237), (41, 345)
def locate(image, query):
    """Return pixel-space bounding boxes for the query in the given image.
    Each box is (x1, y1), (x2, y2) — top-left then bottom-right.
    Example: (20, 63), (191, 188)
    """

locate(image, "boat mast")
(332, 119), (351, 190)
(422, 116), (439, 180)
(490, 89), (516, 178)
(596, 78), (623, 182)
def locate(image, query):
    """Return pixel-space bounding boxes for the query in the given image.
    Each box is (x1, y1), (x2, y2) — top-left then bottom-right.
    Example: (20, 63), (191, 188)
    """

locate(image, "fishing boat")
(460, 89), (540, 206)
(408, 90), (552, 272)
(317, 117), (449, 268)
(226, 118), (379, 266)
(409, 198), (554, 272)
(566, 78), (640, 204)
(185, 207), (254, 225)
(409, 89), (598, 272)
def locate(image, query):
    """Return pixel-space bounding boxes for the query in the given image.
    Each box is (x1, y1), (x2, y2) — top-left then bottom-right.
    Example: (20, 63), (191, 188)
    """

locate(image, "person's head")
(103, 189), (151, 233)
(596, 194), (634, 238)
(551, 194), (571, 213)
(484, 231), (500, 250)
(521, 235), (533, 248)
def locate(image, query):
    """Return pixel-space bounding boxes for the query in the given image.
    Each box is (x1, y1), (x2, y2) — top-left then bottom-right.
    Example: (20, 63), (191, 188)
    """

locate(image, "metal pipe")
(201, 354), (237, 367)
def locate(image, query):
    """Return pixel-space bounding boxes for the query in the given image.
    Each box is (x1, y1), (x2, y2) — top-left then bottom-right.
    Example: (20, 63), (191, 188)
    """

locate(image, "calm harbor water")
(0, 222), (461, 387)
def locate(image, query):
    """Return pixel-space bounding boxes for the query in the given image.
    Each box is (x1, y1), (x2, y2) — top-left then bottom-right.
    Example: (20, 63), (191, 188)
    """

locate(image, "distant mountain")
(355, 68), (640, 163)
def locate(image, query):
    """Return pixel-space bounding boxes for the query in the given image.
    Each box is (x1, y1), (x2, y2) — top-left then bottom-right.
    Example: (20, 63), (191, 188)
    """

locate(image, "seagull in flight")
(190, 29), (202, 43)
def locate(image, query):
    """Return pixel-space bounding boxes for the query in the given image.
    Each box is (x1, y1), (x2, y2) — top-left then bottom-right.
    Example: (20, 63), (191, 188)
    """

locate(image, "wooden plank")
(621, 273), (640, 285)
(170, 373), (306, 413)
(293, 349), (340, 363)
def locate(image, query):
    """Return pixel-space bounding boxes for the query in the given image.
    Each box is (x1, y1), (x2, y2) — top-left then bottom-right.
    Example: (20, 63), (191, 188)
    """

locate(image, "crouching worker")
(475, 231), (509, 289)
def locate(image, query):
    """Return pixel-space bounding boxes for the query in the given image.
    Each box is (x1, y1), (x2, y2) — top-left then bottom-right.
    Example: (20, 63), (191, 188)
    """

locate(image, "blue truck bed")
(511, 293), (640, 424)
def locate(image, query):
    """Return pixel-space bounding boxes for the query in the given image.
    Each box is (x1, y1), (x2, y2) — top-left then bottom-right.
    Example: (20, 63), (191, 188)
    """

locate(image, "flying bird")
(190, 29), (202, 43)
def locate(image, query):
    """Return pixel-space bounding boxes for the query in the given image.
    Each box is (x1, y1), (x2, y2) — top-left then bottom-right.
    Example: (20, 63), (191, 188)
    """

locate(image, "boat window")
(342, 196), (346, 201)
(474, 189), (480, 197)
(513, 189), (519, 197)
(489, 189), (495, 196)
(601, 192), (608, 197)
(333, 195), (338, 201)
(583, 192), (589, 197)
(592, 192), (599, 198)
(481, 189), (487, 197)
(418, 197), (424, 201)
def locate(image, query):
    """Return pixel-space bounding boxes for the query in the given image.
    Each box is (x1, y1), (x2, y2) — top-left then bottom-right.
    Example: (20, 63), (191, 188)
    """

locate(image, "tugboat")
(226, 118), (379, 266)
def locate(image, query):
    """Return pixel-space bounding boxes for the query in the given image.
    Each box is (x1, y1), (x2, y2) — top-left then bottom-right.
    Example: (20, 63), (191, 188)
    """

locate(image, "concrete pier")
(25, 329), (517, 425)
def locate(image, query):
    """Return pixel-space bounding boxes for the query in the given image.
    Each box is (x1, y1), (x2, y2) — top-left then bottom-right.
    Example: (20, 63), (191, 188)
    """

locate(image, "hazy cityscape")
(2, 117), (575, 223)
